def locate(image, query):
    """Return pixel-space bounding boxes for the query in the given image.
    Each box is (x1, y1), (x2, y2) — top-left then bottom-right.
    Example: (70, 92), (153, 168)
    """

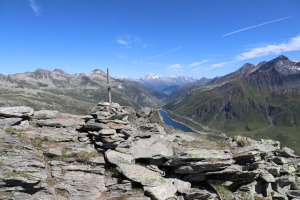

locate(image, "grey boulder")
(0, 106), (34, 117)
(37, 119), (75, 127)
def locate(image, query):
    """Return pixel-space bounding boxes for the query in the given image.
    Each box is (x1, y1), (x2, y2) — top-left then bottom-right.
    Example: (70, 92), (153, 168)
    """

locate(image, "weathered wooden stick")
(107, 66), (112, 105)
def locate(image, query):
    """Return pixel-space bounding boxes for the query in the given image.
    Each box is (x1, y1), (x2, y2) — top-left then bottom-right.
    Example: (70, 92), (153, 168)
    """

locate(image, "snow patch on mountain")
(116, 74), (198, 91)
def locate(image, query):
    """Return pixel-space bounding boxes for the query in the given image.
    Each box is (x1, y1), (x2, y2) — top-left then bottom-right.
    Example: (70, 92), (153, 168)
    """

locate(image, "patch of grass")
(206, 133), (224, 141)
(37, 82), (48, 87)
(75, 150), (103, 163)
(5, 128), (13, 133)
(29, 122), (39, 128)
(241, 193), (251, 200)
(236, 138), (250, 147)
(4, 171), (15, 178)
(61, 149), (72, 160)
(216, 140), (231, 150)
(172, 146), (178, 152)
(55, 188), (68, 196)
(254, 195), (267, 200)
(0, 161), (4, 166)
(182, 140), (203, 148)
(46, 178), (57, 187)
(32, 137), (48, 148)
(216, 140), (231, 149)
(18, 133), (30, 145)
(213, 184), (234, 199)
(120, 194), (128, 200)
(4, 170), (28, 178)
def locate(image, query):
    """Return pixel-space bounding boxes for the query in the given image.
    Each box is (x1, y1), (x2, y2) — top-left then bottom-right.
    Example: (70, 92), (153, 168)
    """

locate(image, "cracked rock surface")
(0, 103), (300, 200)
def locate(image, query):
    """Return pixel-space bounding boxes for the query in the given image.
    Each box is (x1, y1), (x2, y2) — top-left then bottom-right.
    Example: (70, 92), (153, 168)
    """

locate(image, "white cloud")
(29, 0), (41, 16)
(210, 61), (233, 69)
(189, 60), (211, 68)
(116, 35), (145, 48)
(236, 35), (300, 60)
(117, 54), (126, 59)
(192, 61), (236, 72)
(168, 64), (182, 71)
(117, 39), (128, 46)
(169, 59), (212, 72)
(223, 16), (290, 36)
(200, 35), (300, 72)
(142, 46), (185, 61)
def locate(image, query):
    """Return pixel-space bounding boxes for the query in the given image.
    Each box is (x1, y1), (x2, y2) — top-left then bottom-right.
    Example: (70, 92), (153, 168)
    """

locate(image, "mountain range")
(0, 69), (167, 114)
(1, 55), (300, 152)
(116, 74), (203, 95)
(164, 55), (300, 153)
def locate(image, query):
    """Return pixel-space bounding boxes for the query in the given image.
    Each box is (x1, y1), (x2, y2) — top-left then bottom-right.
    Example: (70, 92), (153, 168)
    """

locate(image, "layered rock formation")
(0, 103), (299, 200)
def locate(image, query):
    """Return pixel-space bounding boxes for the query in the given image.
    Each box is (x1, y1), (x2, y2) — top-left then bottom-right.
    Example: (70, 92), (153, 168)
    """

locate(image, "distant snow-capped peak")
(144, 73), (163, 79)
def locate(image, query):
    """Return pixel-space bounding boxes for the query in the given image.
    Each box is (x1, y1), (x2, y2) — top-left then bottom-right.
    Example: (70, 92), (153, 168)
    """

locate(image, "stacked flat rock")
(83, 102), (134, 151)
(0, 106), (34, 130)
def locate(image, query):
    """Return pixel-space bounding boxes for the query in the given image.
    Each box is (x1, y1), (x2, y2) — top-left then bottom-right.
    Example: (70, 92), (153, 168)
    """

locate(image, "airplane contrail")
(223, 16), (291, 36)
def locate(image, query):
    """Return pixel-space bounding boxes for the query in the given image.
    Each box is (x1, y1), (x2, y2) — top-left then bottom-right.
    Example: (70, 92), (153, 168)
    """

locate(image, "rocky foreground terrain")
(0, 103), (300, 200)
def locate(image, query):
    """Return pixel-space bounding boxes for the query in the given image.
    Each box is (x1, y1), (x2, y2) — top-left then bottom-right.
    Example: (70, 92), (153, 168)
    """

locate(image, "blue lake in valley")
(159, 110), (195, 133)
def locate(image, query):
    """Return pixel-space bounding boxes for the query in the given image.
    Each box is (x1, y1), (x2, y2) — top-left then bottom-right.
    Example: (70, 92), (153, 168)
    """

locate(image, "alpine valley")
(1, 55), (300, 154)
(116, 74), (206, 95)
(164, 55), (300, 153)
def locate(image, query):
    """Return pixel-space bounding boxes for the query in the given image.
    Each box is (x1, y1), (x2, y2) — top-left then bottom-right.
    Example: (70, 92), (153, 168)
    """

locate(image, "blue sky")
(0, 0), (300, 78)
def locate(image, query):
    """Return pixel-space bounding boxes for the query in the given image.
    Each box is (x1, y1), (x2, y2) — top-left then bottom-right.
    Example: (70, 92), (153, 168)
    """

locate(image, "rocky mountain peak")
(276, 55), (289, 61)
(236, 63), (256, 75)
(91, 69), (106, 75)
(53, 69), (67, 74)
(256, 61), (267, 68)
(87, 69), (107, 80)
(34, 68), (51, 74)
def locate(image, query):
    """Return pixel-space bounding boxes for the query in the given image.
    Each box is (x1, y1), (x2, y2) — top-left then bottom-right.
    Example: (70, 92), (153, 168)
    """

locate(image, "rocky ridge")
(0, 103), (300, 200)
(164, 55), (300, 153)
(0, 69), (166, 114)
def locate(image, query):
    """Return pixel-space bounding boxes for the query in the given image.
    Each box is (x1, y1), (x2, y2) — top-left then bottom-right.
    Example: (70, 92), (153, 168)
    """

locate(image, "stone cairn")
(80, 102), (134, 151)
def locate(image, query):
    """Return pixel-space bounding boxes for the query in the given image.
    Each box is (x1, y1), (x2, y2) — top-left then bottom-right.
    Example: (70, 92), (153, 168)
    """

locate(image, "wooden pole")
(107, 66), (112, 105)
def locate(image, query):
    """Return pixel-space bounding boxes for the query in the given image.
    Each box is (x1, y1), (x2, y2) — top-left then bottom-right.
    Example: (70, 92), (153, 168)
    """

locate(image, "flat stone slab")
(166, 148), (232, 166)
(37, 119), (75, 127)
(118, 164), (166, 187)
(171, 178), (191, 194)
(0, 118), (22, 127)
(32, 110), (59, 119)
(105, 150), (135, 166)
(174, 160), (234, 174)
(129, 137), (173, 160)
(99, 128), (116, 135)
(0, 106), (34, 117)
(144, 180), (177, 200)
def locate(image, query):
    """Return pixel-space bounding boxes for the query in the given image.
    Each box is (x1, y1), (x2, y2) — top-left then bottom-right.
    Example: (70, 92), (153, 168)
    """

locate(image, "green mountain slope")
(164, 56), (300, 153)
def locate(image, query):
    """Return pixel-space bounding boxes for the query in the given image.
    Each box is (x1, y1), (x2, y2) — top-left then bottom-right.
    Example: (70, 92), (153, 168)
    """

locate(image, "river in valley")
(159, 110), (195, 133)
